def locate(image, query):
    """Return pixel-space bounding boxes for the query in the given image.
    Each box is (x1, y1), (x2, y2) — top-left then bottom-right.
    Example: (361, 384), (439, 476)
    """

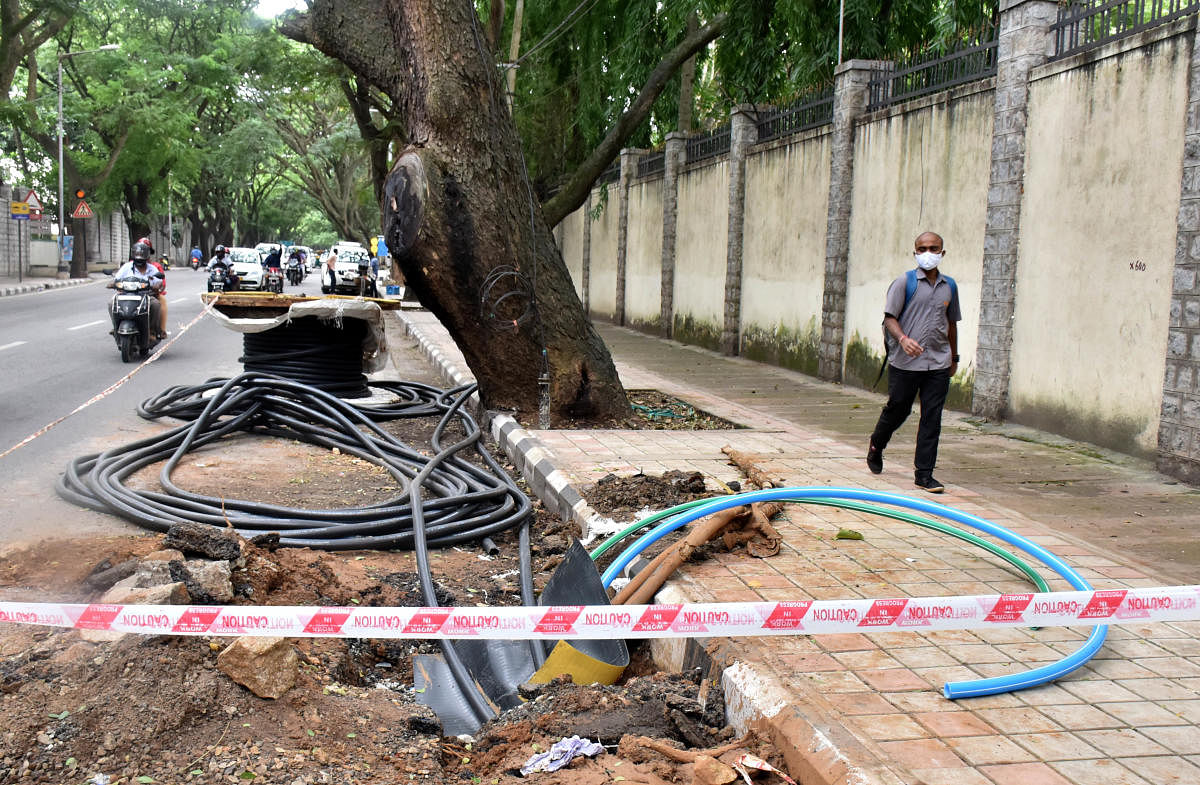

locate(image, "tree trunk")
(284, 0), (629, 423)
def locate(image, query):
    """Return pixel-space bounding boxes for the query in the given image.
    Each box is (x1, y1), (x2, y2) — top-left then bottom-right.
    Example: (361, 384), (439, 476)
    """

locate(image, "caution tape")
(0, 297), (217, 460)
(1, 585), (1198, 639)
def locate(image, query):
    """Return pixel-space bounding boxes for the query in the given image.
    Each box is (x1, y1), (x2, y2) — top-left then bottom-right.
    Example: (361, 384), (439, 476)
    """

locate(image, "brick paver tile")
(1155, 639), (1200, 657)
(1146, 725), (1200, 755)
(885, 691), (962, 713)
(777, 652), (845, 673)
(975, 707), (1062, 734)
(1117, 678), (1197, 701)
(812, 633), (877, 652)
(946, 735), (1037, 766)
(1019, 684), (1086, 706)
(980, 762), (1075, 785)
(800, 671), (868, 692)
(1162, 700), (1200, 723)
(942, 643), (1017, 664)
(1100, 701), (1190, 727)
(851, 713), (930, 741)
(913, 710), (997, 737)
(859, 668), (930, 691)
(1049, 759), (1151, 785)
(1076, 728), (1172, 757)
(1078, 658), (1160, 680)
(909, 766), (994, 784)
(889, 646), (959, 668)
(824, 692), (896, 715)
(1038, 703), (1127, 730)
(1010, 731), (1103, 761)
(1142, 658), (1200, 679)
(833, 650), (903, 670)
(1117, 755), (1200, 784)
(1061, 680), (1144, 704)
(876, 739), (962, 769)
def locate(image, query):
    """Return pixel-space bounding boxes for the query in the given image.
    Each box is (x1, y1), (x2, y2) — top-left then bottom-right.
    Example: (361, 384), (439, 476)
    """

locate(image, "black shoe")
(866, 442), (883, 474)
(915, 474), (945, 493)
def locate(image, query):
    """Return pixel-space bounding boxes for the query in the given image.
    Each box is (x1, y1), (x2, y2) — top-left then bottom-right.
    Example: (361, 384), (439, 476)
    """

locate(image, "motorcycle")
(208, 266), (230, 292)
(286, 258), (304, 286)
(264, 264), (284, 294)
(191, 257), (200, 270)
(109, 280), (159, 363)
(159, 255), (171, 271)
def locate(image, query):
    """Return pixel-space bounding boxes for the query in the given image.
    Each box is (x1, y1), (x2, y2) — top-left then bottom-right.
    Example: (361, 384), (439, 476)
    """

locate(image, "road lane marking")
(0, 341), (27, 352)
(169, 297), (187, 304)
(68, 320), (107, 331)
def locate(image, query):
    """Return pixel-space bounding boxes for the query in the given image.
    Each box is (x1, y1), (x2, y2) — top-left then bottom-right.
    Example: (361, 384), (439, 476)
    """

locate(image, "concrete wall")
(673, 162), (729, 349)
(559, 204), (585, 302)
(1010, 32), (1190, 455)
(588, 188), (619, 318)
(844, 86), (994, 399)
(624, 178), (664, 330)
(740, 131), (833, 374)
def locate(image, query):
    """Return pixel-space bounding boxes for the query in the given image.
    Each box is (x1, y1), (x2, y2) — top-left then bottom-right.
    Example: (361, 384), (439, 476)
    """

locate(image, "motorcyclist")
(263, 245), (283, 271)
(110, 241), (164, 339)
(286, 247), (304, 283)
(133, 237), (170, 339)
(207, 244), (239, 290)
(190, 246), (203, 269)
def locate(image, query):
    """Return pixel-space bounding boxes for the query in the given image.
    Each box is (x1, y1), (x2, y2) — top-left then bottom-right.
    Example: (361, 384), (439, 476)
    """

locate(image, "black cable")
(57, 373), (532, 551)
(239, 317), (372, 397)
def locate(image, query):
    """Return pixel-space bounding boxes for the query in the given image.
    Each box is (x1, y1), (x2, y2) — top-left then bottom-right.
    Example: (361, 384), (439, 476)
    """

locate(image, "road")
(0, 266), (328, 546)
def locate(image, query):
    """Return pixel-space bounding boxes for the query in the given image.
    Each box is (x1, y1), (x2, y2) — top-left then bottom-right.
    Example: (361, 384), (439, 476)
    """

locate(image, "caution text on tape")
(1, 585), (1198, 639)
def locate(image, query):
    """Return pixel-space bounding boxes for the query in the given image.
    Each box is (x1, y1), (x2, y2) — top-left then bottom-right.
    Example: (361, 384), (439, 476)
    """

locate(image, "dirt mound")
(587, 470), (717, 518)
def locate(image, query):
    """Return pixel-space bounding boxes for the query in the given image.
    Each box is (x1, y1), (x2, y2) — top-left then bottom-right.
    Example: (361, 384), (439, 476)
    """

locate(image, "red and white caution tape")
(0, 297), (217, 460)
(1, 585), (1198, 639)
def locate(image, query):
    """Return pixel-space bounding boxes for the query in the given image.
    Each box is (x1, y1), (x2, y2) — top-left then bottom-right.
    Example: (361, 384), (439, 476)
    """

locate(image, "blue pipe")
(601, 487), (1104, 700)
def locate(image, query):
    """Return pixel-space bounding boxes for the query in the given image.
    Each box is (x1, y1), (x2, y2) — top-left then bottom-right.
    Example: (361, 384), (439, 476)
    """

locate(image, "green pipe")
(588, 496), (1050, 593)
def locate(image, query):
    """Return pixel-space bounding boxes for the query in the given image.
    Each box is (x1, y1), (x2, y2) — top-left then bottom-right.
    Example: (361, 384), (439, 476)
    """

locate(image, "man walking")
(867, 231), (961, 493)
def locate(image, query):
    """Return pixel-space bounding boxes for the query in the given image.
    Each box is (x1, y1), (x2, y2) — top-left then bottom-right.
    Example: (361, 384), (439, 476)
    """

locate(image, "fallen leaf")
(836, 529), (864, 540)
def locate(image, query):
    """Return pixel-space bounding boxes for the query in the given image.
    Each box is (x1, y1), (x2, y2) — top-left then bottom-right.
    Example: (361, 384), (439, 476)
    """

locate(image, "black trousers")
(870, 366), (951, 477)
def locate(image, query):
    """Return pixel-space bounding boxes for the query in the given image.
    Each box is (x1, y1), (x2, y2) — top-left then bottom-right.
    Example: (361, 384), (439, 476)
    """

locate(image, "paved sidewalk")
(395, 309), (1200, 785)
(0, 273), (96, 297)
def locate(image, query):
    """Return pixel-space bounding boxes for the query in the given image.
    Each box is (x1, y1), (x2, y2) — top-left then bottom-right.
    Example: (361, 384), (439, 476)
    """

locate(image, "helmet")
(214, 244), (227, 255)
(137, 236), (155, 253)
(131, 241), (152, 262)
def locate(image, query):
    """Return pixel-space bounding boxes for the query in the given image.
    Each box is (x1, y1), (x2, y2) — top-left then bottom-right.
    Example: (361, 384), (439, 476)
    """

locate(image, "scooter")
(109, 280), (159, 363)
(191, 257), (200, 271)
(264, 263), (284, 294)
(286, 257), (304, 286)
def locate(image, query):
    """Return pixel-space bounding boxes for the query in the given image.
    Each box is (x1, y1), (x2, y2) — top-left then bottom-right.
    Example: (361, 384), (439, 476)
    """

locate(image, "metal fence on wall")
(685, 125), (731, 164)
(867, 25), (999, 112)
(1052, 0), (1199, 59)
(638, 151), (665, 178)
(755, 87), (835, 143)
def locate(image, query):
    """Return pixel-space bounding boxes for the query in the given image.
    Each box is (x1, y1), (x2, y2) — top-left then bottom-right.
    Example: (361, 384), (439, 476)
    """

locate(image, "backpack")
(871, 269), (957, 390)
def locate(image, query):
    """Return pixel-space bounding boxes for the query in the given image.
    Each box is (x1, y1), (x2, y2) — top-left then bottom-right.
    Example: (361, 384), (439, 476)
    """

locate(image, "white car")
(322, 248), (375, 295)
(228, 247), (265, 290)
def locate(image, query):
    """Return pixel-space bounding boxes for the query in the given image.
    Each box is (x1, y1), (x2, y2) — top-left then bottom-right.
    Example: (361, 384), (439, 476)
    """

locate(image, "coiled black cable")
(240, 317), (372, 397)
(57, 372), (532, 551)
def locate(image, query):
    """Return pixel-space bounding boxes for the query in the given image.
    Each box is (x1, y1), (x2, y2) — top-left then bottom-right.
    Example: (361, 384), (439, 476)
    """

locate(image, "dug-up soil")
(0, 434), (788, 785)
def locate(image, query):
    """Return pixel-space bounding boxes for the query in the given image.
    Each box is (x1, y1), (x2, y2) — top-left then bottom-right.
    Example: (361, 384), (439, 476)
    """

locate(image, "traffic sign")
(71, 200), (94, 219)
(10, 201), (30, 220)
(23, 190), (43, 211)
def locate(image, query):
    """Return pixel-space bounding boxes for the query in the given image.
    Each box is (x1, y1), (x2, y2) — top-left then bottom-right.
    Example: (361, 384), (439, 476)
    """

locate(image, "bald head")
(914, 232), (944, 253)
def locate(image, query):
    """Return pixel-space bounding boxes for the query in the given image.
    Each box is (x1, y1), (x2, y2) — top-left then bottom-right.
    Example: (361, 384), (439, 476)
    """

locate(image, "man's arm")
(883, 315), (924, 357)
(948, 321), (958, 374)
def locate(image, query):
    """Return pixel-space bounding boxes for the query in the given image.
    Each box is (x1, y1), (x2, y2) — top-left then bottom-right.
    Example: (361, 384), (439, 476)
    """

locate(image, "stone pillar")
(0, 184), (12, 276)
(659, 132), (686, 337)
(818, 60), (889, 381)
(721, 105), (758, 356)
(1159, 21), (1200, 483)
(582, 191), (592, 314)
(614, 148), (640, 326)
(971, 0), (1057, 420)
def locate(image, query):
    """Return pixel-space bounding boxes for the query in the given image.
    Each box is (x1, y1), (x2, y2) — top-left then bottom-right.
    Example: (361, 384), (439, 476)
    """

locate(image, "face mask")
(915, 251), (942, 271)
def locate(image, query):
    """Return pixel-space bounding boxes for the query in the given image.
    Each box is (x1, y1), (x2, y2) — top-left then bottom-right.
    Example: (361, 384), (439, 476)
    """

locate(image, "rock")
(111, 560), (174, 589)
(217, 637), (298, 699)
(83, 558), (140, 591)
(100, 581), (190, 606)
(164, 522), (242, 561)
(170, 559), (234, 603)
(691, 755), (736, 785)
(143, 548), (185, 562)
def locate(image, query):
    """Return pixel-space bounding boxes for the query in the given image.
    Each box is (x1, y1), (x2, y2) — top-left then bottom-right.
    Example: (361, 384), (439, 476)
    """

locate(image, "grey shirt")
(884, 270), (961, 371)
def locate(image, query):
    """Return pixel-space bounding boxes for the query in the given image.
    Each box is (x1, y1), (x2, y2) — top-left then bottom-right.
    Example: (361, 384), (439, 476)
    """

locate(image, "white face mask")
(915, 251), (942, 271)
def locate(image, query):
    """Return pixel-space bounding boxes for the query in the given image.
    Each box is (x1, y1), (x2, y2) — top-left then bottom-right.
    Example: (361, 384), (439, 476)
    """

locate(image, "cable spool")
(241, 316), (371, 398)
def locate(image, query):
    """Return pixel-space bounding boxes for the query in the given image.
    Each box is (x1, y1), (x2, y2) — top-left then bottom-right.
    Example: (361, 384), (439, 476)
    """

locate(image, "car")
(322, 247), (376, 295)
(227, 247), (265, 290)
